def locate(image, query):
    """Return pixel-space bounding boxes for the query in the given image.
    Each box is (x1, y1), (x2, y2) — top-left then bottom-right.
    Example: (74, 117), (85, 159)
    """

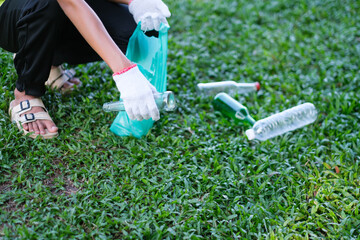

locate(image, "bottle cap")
(245, 129), (255, 140)
(255, 82), (260, 91)
(196, 83), (204, 93)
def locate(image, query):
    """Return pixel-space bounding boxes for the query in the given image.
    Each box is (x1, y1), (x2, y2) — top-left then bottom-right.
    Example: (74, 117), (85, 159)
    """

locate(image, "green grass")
(1, 0), (360, 239)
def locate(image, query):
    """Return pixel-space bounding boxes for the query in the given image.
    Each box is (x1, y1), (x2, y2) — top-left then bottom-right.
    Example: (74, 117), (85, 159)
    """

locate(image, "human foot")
(9, 89), (58, 138)
(47, 65), (82, 93)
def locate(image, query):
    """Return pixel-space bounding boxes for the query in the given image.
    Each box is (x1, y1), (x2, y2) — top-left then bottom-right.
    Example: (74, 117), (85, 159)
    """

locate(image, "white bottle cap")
(245, 129), (255, 140)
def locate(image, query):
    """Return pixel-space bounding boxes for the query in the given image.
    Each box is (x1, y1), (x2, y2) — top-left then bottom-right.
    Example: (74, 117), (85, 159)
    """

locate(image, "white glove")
(113, 64), (160, 121)
(129, 0), (171, 31)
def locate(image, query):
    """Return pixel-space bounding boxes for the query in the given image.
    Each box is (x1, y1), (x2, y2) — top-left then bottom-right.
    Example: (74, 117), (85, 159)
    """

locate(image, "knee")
(17, 0), (65, 27)
(20, 0), (66, 23)
(39, 0), (66, 23)
(24, 0), (66, 25)
(111, 20), (137, 46)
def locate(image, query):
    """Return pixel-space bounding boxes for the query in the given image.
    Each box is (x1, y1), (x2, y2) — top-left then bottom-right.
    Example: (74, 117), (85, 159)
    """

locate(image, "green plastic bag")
(110, 22), (169, 138)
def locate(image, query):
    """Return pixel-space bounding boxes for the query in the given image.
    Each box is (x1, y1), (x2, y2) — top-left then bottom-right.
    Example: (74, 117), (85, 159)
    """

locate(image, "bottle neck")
(245, 116), (256, 126)
(235, 111), (256, 126)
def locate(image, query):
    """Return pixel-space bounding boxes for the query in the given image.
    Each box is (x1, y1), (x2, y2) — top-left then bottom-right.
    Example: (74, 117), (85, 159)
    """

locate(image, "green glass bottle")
(212, 92), (256, 126)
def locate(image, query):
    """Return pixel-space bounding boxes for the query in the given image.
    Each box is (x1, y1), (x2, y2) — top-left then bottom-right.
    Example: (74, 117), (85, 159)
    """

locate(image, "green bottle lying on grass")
(212, 92), (256, 126)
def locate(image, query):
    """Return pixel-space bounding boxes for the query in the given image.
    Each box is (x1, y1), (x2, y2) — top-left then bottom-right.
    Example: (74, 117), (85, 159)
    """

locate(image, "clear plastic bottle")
(212, 93), (256, 126)
(245, 103), (318, 141)
(197, 81), (260, 96)
(103, 91), (176, 112)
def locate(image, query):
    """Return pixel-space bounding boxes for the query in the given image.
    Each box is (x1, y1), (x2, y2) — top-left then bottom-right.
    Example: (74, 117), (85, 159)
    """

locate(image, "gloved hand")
(113, 64), (160, 121)
(129, 0), (171, 32)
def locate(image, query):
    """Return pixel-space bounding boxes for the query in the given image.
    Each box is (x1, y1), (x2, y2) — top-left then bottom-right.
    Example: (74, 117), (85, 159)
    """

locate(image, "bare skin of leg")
(51, 66), (82, 90)
(14, 88), (58, 135)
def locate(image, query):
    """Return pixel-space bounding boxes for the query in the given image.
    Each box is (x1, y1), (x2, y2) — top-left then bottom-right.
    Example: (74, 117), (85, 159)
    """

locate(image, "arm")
(57, 0), (131, 73)
(57, 0), (160, 121)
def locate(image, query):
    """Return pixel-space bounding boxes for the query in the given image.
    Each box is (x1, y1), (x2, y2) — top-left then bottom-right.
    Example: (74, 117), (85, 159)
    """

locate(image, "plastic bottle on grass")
(245, 103), (318, 141)
(212, 92), (256, 126)
(103, 91), (176, 112)
(197, 81), (260, 96)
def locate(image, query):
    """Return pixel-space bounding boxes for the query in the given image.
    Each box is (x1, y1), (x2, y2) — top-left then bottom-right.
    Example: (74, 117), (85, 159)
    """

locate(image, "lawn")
(1, 0), (360, 239)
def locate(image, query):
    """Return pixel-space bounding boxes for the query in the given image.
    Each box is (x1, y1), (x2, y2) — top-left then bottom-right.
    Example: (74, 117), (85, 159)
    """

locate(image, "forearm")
(57, 0), (132, 73)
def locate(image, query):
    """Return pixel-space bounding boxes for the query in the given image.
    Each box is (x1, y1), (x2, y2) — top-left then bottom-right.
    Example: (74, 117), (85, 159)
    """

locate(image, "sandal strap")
(48, 65), (63, 83)
(15, 112), (53, 124)
(64, 68), (76, 79)
(46, 66), (76, 89)
(10, 99), (46, 115)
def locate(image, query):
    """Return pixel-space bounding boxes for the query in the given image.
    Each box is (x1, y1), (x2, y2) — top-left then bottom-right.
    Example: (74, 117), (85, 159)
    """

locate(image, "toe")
(62, 81), (74, 90)
(32, 122), (40, 134)
(44, 120), (58, 133)
(22, 123), (29, 131)
(38, 121), (46, 135)
(28, 123), (34, 133)
(69, 77), (81, 86)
